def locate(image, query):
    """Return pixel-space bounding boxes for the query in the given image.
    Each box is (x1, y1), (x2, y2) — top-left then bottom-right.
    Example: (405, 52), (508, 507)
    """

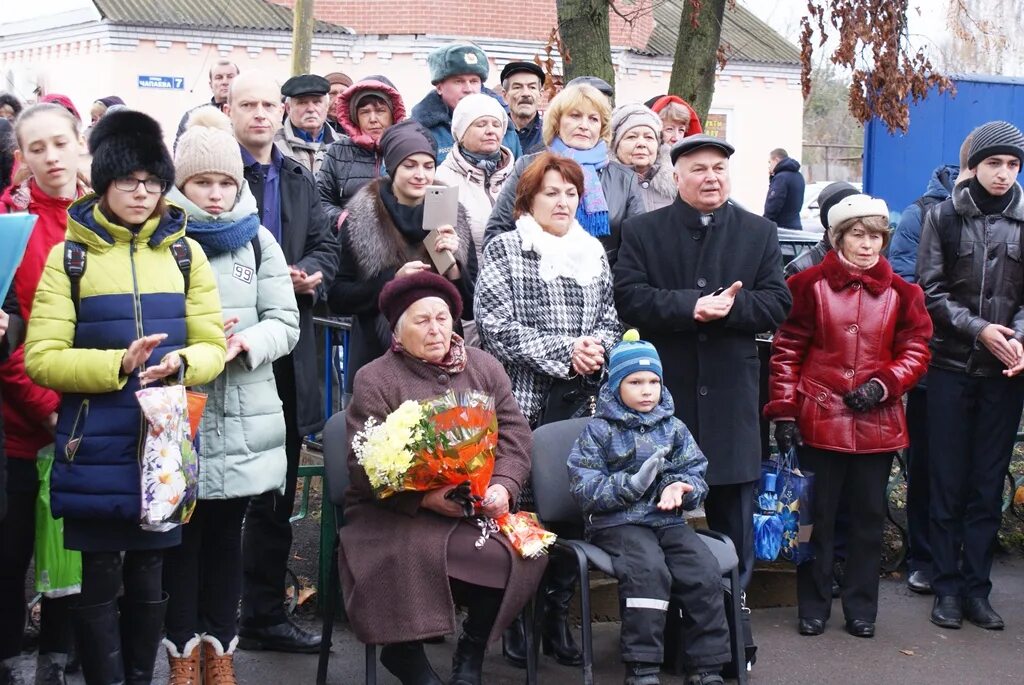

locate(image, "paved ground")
(188, 556), (1024, 684)
(20, 556), (1023, 684)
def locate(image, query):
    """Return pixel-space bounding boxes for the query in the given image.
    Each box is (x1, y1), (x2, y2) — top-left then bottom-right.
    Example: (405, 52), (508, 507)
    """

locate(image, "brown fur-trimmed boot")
(163, 635), (202, 685)
(201, 635), (238, 685)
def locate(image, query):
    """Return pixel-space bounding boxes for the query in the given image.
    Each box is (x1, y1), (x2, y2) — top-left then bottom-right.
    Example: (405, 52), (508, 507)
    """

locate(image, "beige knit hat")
(174, 107), (244, 190)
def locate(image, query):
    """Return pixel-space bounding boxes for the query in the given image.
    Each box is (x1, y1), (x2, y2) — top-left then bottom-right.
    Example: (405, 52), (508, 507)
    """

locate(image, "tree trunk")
(556, 0), (615, 88)
(668, 0), (726, 122)
(291, 0), (314, 76)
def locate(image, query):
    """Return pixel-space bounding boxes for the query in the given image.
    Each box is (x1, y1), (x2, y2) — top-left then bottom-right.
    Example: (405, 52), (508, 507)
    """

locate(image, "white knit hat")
(827, 193), (889, 233)
(610, 103), (662, 155)
(174, 107), (244, 190)
(450, 93), (508, 144)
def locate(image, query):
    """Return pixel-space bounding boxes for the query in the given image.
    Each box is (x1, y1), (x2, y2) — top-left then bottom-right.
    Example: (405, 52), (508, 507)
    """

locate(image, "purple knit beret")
(379, 271), (463, 329)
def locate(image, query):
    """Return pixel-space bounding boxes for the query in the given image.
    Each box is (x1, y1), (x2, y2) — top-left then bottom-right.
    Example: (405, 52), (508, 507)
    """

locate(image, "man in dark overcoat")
(225, 71), (340, 653)
(614, 135), (791, 661)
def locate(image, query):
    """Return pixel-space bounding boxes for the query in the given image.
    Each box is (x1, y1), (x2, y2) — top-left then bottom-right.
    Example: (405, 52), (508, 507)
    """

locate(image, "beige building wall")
(3, 32), (801, 209)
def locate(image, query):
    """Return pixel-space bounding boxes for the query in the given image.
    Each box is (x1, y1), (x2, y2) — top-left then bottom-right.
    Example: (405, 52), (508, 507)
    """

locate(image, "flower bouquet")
(136, 384), (201, 532)
(353, 390), (555, 557)
(496, 511), (557, 559)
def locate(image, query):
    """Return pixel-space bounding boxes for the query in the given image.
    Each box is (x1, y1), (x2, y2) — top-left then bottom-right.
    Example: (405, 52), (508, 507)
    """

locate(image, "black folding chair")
(317, 411), (377, 685)
(315, 410), (538, 684)
(529, 418), (748, 685)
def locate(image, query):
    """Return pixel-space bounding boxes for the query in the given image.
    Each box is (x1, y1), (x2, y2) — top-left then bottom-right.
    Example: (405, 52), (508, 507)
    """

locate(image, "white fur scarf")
(515, 213), (607, 285)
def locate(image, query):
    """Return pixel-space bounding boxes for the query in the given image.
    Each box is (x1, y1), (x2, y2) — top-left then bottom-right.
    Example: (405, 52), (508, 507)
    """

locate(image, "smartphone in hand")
(422, 186), (459, 273)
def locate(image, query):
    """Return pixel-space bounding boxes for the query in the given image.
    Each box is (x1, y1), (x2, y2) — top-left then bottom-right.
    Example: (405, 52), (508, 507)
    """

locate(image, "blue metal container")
(863, 74), (1024, 214)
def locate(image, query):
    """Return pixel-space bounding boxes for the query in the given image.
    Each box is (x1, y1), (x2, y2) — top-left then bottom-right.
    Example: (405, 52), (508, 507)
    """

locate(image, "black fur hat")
(89, 110), (174, 196)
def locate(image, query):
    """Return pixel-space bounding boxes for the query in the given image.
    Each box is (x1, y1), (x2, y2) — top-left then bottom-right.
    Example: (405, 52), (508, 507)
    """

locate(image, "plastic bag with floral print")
(135, 384), (200, 532)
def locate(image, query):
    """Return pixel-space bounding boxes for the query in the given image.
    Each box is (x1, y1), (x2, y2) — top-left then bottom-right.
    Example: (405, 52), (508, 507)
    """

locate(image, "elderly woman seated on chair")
(340, 271), (546, 684)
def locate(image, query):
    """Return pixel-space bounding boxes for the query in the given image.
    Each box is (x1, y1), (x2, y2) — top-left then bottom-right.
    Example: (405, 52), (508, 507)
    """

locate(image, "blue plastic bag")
(776, 448), (815, 565)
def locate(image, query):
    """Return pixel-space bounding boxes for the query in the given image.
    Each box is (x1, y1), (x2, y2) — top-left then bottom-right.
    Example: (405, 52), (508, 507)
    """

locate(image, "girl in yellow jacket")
(24, 110), (226, 684)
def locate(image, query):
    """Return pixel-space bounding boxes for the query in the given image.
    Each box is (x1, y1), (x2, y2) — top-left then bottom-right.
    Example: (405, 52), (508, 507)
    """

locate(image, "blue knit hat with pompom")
(608, 329), (663, 393)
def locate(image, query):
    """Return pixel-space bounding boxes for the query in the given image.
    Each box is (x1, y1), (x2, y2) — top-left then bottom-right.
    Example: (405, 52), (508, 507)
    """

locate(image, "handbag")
(537, 371), (603, 426)
(774, 447), (816, 565)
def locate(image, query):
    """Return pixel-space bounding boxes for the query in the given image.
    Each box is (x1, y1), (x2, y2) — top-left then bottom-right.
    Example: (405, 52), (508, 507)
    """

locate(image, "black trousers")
(0, 459), (73, 659)
(80, 549), (163, 606)
(904, 384), (932, 576)
(703, 481), (755, 591)
(164, 497), (249, 648)
(796, 447), (893, 622)
(927, 366), (1023, 598)
(591, 524), (730, 669)
(241, 359), (301, 628)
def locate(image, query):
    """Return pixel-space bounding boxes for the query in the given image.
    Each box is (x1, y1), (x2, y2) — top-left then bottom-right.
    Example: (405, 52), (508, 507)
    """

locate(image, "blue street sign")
(137, 75), (185, 90)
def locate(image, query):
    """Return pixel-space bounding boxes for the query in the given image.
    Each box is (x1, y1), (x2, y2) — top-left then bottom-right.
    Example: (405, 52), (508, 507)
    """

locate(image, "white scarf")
(515, 213), (606, 285)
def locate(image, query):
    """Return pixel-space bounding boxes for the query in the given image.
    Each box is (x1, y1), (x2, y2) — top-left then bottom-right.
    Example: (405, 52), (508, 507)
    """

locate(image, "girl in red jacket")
(0, 102), (88, 684)
(765, 194), (932, 639)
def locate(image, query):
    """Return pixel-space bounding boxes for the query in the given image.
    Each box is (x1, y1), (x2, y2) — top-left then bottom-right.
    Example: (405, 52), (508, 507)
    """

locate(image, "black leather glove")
(773, 421), (802, 454)
(444, 480), (482, 518)
(843, 379), (886, 412)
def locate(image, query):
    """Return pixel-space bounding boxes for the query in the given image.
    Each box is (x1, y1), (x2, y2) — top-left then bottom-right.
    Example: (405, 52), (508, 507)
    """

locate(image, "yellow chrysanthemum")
(353, 401), (428, 490)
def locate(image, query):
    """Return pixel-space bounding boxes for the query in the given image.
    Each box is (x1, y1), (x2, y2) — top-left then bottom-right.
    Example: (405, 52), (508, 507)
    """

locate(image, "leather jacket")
(766, 251), (932, 454)
(917, 182), (1024, 377)
(784, 238), (830, 278)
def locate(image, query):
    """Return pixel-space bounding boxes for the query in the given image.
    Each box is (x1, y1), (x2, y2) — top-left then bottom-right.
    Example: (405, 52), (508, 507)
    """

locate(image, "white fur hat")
(827, 194), (889, 232)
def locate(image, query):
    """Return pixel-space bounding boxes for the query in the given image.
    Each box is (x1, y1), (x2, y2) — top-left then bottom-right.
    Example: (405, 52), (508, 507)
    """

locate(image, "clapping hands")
(694, 281), (743, 323)
(628, 445), (671, 494)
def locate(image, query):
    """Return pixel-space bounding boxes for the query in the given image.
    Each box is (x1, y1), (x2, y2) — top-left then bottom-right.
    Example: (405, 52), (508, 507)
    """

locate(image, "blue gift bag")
(775, 448), (815, 564)
(753, 469), (784, 561)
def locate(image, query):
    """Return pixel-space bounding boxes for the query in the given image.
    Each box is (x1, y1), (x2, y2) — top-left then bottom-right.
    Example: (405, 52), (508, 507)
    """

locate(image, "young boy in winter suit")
(568, 331), (731, 685)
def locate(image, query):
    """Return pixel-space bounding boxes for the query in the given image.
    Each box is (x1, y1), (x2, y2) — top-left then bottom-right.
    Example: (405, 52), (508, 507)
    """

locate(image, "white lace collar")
(515, 213), (606, 284)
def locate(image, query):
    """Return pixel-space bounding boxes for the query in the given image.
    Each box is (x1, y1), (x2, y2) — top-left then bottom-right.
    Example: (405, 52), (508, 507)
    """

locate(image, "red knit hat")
(39, 93), (81, 122)
(649, 95), (704, 137)
(379, 271), (463, 329)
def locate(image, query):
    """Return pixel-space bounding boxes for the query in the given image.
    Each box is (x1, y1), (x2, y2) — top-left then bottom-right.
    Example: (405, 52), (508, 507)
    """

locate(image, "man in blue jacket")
(411, 43), (523, 163)
(889, 164), (962, 281)
(763, 148), (805, 229)
(887, 146), (969, 597)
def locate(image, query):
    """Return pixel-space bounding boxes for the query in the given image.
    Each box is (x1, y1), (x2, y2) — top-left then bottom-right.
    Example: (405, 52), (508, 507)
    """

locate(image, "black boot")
(451, 586), (503, 685)
(500, 613), (527, 668)
(379, 642), (443, 685)
(119, 594), (167, 685)
(71, 600), (125, 685)
(541, 555), (582, 666)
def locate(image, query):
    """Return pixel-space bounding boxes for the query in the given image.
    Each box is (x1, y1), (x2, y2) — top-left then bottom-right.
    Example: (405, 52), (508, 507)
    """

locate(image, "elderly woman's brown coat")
(340, 346), (546, 644)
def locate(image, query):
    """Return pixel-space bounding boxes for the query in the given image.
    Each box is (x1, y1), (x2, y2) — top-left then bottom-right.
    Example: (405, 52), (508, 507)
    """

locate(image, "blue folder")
(0, 214), (38, 303)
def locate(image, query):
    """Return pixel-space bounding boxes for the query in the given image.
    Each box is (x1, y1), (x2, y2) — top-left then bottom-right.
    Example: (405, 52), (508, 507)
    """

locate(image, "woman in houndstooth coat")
(477, 152), (623, 426)
(476, 150), (624, 669)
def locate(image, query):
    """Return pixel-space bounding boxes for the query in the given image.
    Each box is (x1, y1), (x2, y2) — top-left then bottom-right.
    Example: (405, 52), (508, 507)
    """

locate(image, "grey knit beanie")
(610, 103), (662, 157)
(379, 119), (437, 173)
(816, 181), (861, 231)
(967, 120), (1024, 169)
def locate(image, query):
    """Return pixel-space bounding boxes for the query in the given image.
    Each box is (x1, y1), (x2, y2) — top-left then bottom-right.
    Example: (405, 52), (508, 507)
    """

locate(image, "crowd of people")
(0, 38), (1022, 685)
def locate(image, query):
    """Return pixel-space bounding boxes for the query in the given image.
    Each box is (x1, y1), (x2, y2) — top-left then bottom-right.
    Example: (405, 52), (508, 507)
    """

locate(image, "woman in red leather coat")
(765, 194), (932, 639)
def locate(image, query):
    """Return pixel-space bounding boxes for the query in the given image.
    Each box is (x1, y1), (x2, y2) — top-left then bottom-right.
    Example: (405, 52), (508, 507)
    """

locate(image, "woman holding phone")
(328, 119), (477, 380)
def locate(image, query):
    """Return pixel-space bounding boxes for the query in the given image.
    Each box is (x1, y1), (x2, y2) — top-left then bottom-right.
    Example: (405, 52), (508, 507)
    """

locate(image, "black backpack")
(63, 235), (263, 316)
(63, 237), (193, 317)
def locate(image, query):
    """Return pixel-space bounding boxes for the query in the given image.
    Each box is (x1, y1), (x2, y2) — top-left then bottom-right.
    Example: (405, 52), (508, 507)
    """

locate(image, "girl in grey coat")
(162, 109), (300, 681)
